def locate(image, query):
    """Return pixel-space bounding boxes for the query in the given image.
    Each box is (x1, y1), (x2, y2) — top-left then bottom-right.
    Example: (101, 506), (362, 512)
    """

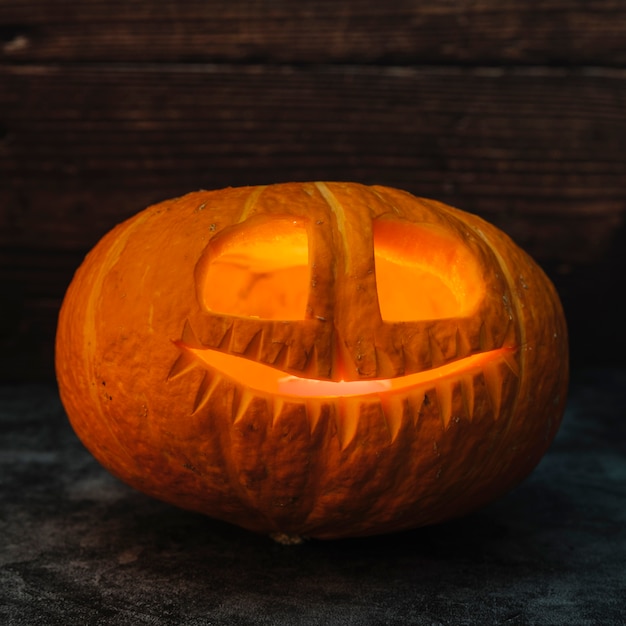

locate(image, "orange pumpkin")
(55, 182), (568, 540)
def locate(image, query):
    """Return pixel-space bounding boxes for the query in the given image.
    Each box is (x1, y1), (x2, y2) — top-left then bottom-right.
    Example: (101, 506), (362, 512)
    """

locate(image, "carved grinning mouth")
(168, 334), (520, 448)
(173, 340), (519, 401)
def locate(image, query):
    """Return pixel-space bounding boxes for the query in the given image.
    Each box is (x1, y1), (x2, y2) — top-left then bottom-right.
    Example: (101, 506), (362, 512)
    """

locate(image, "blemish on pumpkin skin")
(502, 294), (513, 321)
(183, 462), (199, 474)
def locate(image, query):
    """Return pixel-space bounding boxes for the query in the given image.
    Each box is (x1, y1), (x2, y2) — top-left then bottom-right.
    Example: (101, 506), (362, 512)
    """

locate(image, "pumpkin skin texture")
(55, 182), (568, 540)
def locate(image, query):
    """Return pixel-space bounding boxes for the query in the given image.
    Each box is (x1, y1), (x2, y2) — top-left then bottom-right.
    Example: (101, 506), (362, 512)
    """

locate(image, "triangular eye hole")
(199, 217), (310, 320)
(373, 219), (486, 321)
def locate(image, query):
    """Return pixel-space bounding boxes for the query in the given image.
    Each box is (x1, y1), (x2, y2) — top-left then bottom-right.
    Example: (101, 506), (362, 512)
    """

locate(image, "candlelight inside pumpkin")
(182, 343), (515, 398)
(55, 181), (568, 540)
(199, 214), (486, 323)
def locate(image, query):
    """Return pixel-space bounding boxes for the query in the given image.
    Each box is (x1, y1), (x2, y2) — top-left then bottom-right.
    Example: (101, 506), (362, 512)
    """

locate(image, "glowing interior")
(201, 217), (485, 322)
(192, 216), (495, 399)
(373, 220), (485, 321)
(187, 346), (511, 398)
(202, 218), (310, 320)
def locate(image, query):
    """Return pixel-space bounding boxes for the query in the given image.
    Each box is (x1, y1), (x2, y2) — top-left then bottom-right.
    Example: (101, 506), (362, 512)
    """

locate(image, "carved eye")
(200, 218), (309, 320)
(373, 219), (486, 321)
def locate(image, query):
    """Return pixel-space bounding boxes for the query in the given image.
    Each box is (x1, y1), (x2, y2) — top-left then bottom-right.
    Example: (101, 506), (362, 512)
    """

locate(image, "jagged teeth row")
(177, 319), (321, 377)
(168, 346), (519, 452)
(177, 317), (516, 379)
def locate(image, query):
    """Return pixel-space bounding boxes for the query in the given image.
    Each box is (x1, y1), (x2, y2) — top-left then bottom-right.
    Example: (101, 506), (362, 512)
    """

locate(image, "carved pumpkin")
(55, 182), (568, 540)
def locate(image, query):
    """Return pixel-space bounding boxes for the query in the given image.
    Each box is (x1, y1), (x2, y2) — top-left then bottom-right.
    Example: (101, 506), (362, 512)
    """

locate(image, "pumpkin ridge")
(203, 384), (281, 532)
(468, 223), (525, 360)
(314, 181), (349, 269)
(238, 185), (267, 223)
(482, 360), (505, 418)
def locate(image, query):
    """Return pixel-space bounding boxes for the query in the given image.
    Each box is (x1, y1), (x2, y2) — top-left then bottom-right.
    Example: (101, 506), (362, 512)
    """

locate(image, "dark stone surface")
(1, 370), (625, 625)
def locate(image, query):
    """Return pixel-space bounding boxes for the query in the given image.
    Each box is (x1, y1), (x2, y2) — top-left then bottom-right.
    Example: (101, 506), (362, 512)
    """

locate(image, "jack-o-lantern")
(55, 182), (568, 540)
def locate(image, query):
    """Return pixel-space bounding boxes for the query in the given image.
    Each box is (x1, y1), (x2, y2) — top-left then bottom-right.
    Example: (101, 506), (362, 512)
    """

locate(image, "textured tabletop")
(1, 369), (625, 625)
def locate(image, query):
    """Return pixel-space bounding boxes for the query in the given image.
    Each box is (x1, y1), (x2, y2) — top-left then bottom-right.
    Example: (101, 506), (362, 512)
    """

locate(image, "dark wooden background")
(1, 1), (625, 382)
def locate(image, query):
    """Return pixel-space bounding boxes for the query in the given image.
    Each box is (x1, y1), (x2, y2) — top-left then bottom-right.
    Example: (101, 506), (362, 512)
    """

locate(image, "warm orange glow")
(373, 219), (486, 321)
(198, 215), (486, 324)
(201, 218), (309, 320)
(186, 346), (515, 398)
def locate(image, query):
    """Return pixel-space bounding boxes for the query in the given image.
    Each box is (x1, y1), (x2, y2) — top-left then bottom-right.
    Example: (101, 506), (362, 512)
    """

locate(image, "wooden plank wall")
(1, 1), (625, 381)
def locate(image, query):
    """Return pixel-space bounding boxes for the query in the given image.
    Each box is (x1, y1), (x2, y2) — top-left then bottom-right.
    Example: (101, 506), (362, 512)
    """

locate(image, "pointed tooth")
(455, 326), (472, 359)
(242, 329), (264, 360)
(483, 361), (504, 418)
(381, 397), (404, 443)
(232, 390), (250, 424)
(167, 349), (197, 380)
(229, 322), (250, 354)
(501, 349), (520, 378)
(335, 399), (359, 451)
(415, 388), (437, 426)
(435, 379), (453, 428)
(291, 339), (317, 373)
(374, 346), (402, 378)
(401, 331), (430, 375)
(272, 342), (290, 371)
(461, 374), (476, 421)
(300, 343), (319, 378)
(192, 371), (219, 414)
(233, 390), (264, 425)
(428, 329), (446, 367)
(272, 396), (286, 426)
(181, 319), (202, 348)
(218, 324), (234, 351)
(406, 392), (422, 428)
(306, 399), (324, 435)
(265, 338), (287, 366)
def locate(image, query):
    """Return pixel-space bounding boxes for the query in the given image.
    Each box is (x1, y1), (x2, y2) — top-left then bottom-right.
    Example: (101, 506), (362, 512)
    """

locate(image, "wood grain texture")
(2, 63), (624, 253)
(1, 1), (626, 65)
(1, 1), (625, 380)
